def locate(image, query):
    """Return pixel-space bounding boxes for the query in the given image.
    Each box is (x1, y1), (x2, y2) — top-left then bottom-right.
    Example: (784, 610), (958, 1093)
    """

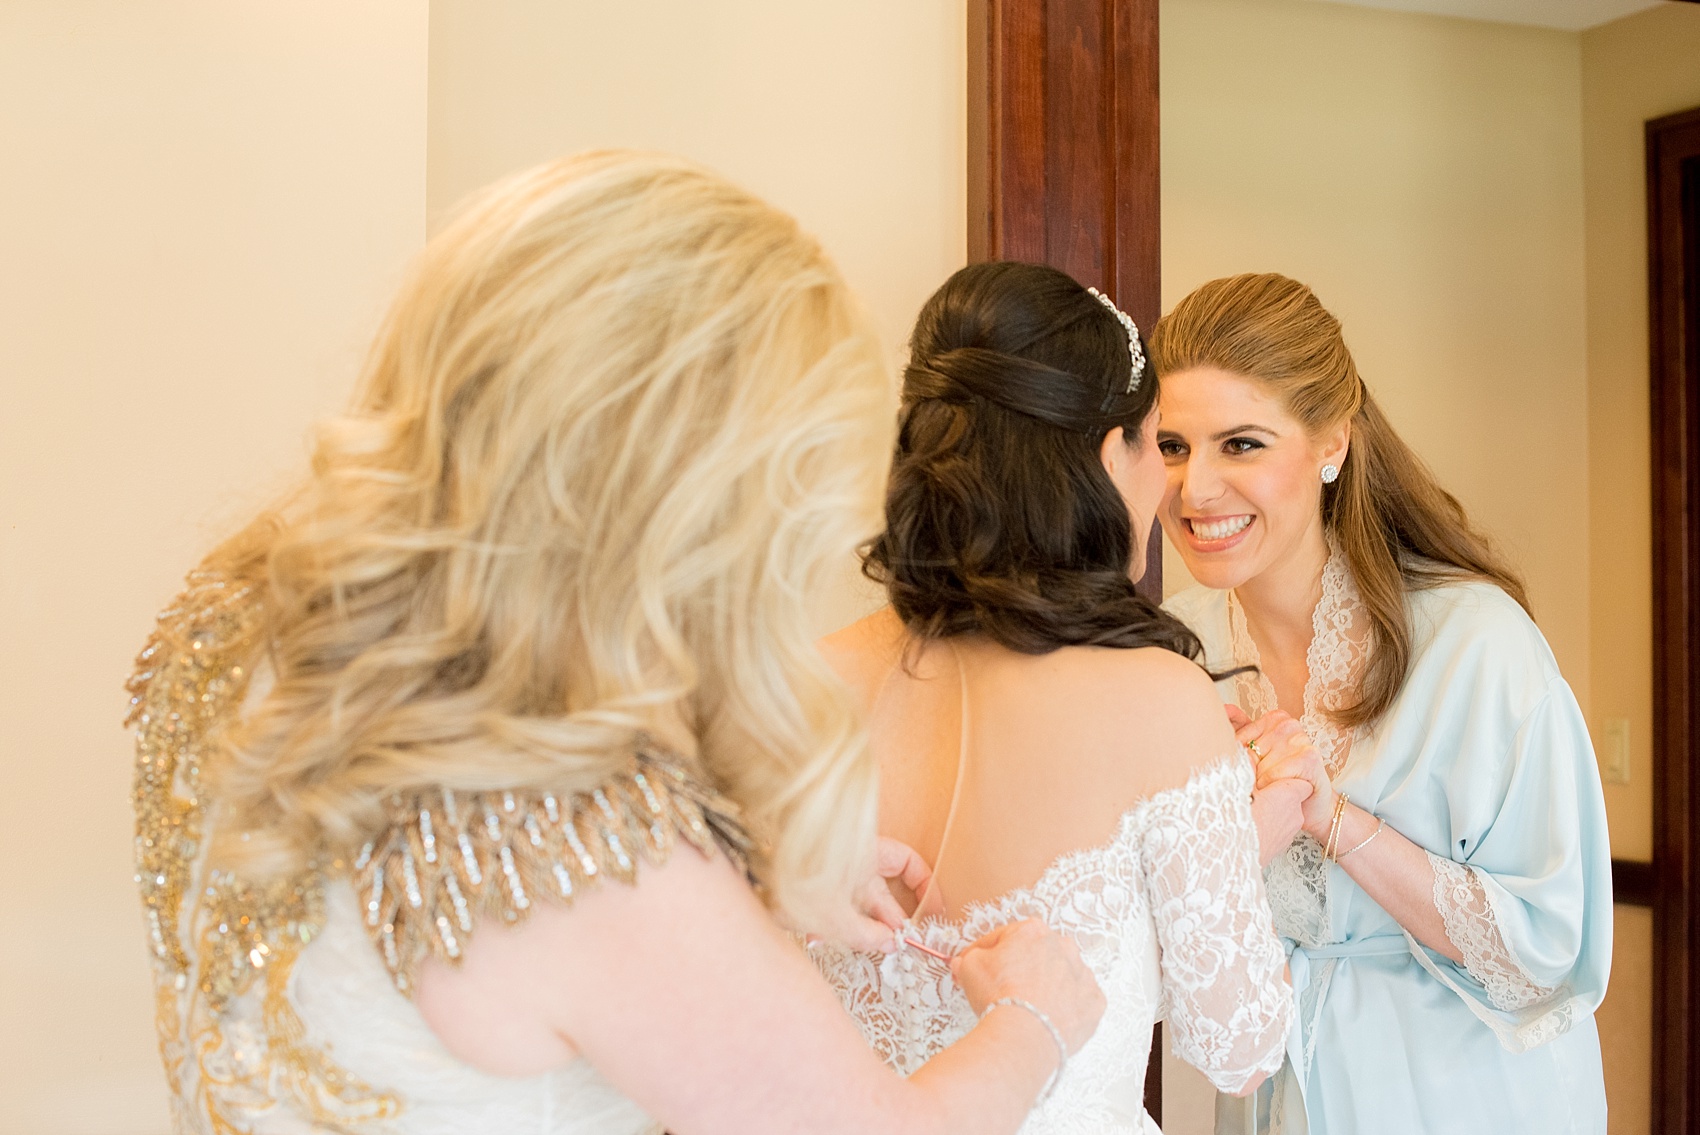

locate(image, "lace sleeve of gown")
(1138, 754), (1292, 1095)
(1428, 853), (1557, 1012)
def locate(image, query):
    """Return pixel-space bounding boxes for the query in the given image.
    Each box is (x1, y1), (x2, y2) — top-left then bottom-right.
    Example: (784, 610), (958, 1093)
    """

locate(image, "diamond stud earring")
(1321, 464), (1340, 484)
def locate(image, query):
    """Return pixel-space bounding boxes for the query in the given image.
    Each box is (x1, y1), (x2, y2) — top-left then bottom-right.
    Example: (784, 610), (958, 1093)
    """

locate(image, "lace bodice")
(814, 755), (1291, 1133)
(1224, 548), (1554, 1005)
(1224, 547), (1363, 780)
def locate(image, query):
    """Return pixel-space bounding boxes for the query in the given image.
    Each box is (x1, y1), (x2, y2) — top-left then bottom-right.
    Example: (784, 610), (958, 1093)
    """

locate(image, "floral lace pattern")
(1225, 543), (1365, 778)
(1429, 855), (1557, 1011)
(814, 755), (1290, 1132)
(1226, 547), (1556, 1006)
(1227, 546), (1368, 951)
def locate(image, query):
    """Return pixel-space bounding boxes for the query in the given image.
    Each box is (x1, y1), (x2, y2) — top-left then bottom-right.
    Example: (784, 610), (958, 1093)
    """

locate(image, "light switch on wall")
(1601, 718), (1631, 786)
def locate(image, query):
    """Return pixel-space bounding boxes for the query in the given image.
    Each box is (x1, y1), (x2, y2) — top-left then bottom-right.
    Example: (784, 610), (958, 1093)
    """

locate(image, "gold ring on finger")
(1246, 739), (1262, 758)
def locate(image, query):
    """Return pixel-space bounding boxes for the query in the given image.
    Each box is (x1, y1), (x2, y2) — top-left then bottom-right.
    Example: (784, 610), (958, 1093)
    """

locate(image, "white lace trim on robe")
(1428, 855), (1558, 1011)
(1227, 546), (1366, 951)
(1226, 546), (1553, 1003)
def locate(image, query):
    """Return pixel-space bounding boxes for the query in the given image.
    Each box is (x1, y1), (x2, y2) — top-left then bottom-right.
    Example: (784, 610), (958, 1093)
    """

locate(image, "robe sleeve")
(1410, 673), (1614, 1054)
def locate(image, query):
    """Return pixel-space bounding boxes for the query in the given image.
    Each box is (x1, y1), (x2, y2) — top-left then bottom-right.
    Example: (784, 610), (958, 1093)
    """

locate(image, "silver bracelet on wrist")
(982, 995), (1069, 1104)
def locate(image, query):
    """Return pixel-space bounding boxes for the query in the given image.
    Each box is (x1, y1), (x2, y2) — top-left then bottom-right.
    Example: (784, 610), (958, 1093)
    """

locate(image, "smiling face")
(1156, 366), (1348, 591)
(1100, 409), (1167, 582)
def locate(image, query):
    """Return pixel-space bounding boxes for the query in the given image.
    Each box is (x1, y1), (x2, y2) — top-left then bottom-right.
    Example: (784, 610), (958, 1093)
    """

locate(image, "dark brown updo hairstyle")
(863, 261), (1203, 659)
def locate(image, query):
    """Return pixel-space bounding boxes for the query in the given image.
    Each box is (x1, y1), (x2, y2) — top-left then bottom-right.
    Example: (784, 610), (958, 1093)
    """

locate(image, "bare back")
(821, 606), (1240, 918)
(813, 606), (1292, 1119)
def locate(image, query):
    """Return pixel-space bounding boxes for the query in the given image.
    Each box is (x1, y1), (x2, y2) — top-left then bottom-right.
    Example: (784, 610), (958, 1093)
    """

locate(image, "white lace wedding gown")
(812, 669), (1293, 1134)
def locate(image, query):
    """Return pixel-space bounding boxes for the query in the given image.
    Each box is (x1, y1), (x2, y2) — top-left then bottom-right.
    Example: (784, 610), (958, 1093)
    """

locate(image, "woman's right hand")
(950, 919), (1105, 1057)
(1250, 778), (1312, 867)
(1228, 706), (1315, 865)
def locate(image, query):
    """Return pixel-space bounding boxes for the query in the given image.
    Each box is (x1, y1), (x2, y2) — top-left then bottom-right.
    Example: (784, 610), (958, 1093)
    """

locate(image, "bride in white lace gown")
(813, 262), (1296, 1133)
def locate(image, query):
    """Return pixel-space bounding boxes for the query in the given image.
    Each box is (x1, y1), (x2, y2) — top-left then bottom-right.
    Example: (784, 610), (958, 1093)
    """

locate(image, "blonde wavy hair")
(1150, 273), (1528, 728)
(203, 151), (893, 929)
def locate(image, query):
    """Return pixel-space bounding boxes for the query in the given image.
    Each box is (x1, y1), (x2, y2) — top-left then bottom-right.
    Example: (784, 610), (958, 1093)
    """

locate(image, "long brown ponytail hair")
(1149, 273), (1528, 728)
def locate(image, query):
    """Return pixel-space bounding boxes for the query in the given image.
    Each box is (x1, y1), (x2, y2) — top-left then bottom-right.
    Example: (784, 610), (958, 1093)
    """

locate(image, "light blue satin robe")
(1166, 579), (1612, 1135)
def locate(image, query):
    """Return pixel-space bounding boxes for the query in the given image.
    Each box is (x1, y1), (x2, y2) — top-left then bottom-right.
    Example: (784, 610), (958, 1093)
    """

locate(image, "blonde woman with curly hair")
(1153, 273), (1611, 1134)
(128, 151), (1103, 1135)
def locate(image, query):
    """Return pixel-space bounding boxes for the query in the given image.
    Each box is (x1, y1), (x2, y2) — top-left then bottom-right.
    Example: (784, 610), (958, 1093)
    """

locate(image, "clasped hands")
(1231, 706), (1339, 867)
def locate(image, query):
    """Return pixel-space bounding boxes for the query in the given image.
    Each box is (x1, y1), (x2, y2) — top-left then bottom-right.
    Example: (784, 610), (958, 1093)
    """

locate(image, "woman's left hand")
(1235, 710), (1336, 842)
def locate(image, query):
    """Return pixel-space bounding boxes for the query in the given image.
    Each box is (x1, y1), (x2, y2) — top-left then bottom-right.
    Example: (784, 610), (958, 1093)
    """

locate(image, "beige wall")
(0, 5), (428, 1132)
(425, 0), (966, 634)
(0, 6), (961, 1128)
(1158, 2), (1694, 1131)
(1599, 905), (1657, 1135)
(1159, 0), (1592, 704)
(1581, 1), (1700, 867)
(1578, 8), (1700, 1134)
(426, 1), (966, 360)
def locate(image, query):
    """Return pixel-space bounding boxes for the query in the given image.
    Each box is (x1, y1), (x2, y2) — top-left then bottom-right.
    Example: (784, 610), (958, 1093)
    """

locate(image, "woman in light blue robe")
(1148, 273), (1612, 1134)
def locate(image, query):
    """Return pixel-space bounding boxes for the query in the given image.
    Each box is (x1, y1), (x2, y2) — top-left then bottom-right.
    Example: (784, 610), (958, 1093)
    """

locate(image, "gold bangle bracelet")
(1323, 794), (1350, 861)
(1336, 817), (1387, 862)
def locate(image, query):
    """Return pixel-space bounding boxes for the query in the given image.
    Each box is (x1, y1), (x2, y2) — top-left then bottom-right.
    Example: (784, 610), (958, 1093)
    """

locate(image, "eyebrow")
(1211, 424), (1278, 441)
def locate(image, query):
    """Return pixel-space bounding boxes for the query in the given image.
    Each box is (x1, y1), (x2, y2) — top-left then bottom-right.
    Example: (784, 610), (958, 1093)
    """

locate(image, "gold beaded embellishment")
(128, 570), (399, 1133)
(131, 569), (756, 1130)
(355, 742), (753, 993)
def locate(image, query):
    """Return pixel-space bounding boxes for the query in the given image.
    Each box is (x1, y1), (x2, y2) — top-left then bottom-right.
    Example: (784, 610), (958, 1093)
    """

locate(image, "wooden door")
(967, 0), (1162, 604)
(1649, 102), (1700, 1135)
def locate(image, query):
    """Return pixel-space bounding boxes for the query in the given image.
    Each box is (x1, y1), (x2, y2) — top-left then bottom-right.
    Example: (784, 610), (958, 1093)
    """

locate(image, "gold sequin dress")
(129, 571), (749, 1134)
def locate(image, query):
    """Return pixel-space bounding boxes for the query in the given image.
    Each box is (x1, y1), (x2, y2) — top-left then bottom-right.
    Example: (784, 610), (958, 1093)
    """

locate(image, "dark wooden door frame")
(967, 0), (1163, 601)
(1649, 103), (1700, 1135)
(966, 0), (1163, 1118)
(968, 0), (1160, 327)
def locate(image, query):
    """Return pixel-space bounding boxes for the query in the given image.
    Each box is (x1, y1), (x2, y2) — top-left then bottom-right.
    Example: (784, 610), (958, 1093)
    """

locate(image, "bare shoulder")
(1033, 646), (1240, 792)
(412, 842), (903, 1135)
(817, 607), (906, 713)
(1044, 644), (1228, 719)
(414, 843), (770, 1075)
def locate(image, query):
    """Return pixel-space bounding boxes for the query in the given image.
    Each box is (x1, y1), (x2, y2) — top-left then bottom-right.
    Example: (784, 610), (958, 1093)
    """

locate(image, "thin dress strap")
(912, 640), (971, 919)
